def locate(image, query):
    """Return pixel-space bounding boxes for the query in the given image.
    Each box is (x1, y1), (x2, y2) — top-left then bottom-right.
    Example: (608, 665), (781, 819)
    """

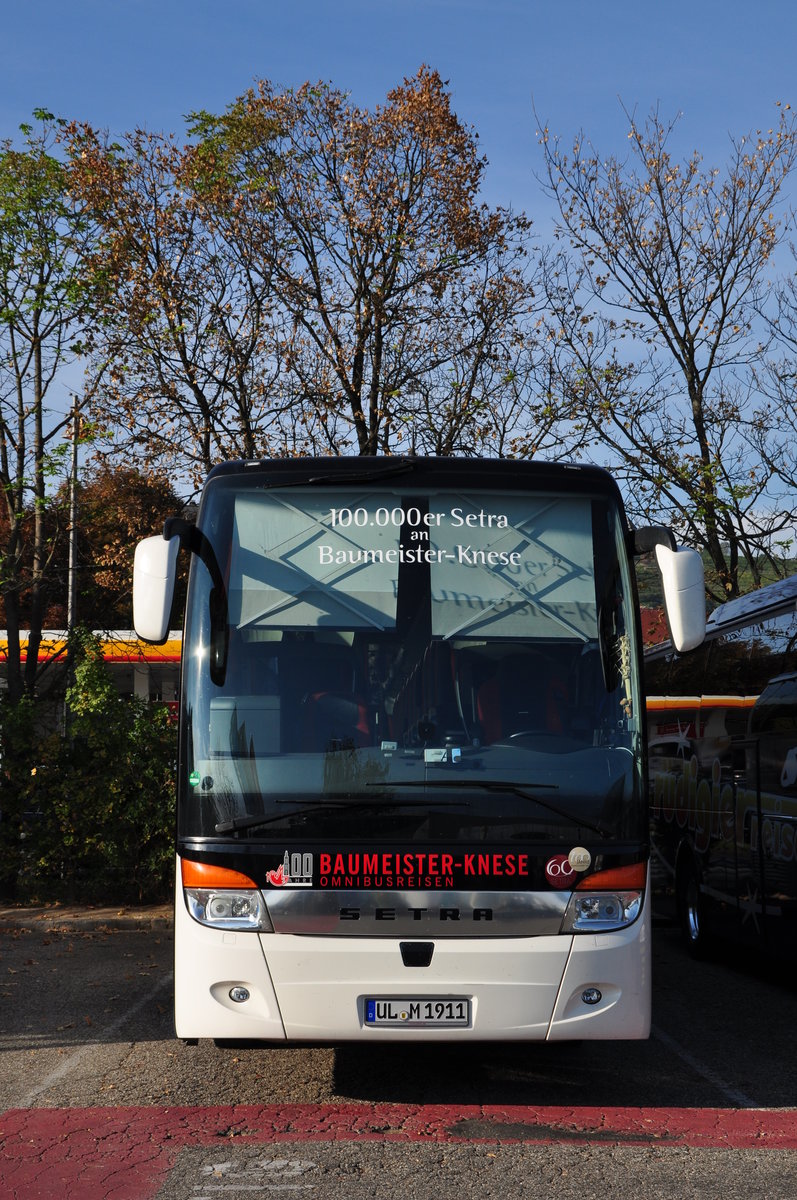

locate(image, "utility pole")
(67, 396), (79, 635)
(64, 396), (81, 735)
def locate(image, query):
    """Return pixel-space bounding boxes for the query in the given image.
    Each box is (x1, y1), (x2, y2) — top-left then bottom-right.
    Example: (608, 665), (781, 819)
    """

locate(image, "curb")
(0, 904), (172, 932)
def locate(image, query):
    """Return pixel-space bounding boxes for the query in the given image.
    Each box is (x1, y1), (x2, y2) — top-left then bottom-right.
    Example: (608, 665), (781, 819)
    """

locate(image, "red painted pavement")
(2, 1104), (797, 1199)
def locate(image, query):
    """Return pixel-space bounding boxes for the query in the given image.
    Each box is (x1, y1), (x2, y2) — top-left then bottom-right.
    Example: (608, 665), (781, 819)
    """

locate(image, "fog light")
(581, 987), (602, 1006)
(229, 986), (250, 1003)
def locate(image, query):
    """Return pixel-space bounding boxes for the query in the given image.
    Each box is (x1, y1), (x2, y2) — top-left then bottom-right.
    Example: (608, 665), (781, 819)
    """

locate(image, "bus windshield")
(179, 477), (644, 845)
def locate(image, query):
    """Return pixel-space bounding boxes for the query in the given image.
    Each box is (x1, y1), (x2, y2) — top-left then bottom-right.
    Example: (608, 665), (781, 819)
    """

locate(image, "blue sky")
(2, 0), (795, 234)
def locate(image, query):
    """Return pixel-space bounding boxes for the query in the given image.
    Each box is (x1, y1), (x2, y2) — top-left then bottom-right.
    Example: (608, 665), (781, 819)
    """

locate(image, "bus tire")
(677, 857), (709, 959)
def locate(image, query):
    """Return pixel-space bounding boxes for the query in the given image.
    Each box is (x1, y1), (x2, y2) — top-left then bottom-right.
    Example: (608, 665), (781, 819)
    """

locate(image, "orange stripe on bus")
(576, 862), (647, 890)
(180, 859), (258, 889)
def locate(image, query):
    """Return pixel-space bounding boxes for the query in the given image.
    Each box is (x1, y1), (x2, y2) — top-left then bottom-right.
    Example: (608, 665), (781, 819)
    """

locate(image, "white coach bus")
(133, 456), (704, 1042)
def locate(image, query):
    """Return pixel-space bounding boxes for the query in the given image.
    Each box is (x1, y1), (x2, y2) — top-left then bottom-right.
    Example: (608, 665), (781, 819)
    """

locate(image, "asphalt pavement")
(0, 901), (172, 932)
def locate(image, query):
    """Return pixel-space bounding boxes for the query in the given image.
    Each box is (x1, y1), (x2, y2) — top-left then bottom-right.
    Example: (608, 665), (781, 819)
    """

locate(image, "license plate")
(365, 998), (470, 1027)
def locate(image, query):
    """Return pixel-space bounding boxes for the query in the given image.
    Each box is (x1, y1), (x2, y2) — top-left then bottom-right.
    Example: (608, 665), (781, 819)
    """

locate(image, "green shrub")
(0, 631), (176, 903)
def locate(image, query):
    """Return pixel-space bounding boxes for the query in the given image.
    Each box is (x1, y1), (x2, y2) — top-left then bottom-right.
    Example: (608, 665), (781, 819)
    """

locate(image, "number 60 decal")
(545, 854), (576, 889)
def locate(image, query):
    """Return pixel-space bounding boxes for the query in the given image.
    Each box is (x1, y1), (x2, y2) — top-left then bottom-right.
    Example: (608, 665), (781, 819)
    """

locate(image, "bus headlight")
(562, 890), (642, 933)
(185, 888), (273, 931)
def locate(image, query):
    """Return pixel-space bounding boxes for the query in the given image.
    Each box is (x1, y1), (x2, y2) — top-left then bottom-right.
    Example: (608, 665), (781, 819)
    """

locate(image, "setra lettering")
(339, 906), (494, 923)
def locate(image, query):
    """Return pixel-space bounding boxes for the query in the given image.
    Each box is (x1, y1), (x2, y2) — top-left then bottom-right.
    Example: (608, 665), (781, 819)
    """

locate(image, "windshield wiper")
(366, 778), (611, 838)
(216, 778), (609, 839)
(215, 794), (463, 835)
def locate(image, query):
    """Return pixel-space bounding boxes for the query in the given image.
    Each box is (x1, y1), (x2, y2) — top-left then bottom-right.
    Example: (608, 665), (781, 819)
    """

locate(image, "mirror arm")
(164, 517), (226, 597)
(163, 517), (229, 686)
(627, 525), (677, 557)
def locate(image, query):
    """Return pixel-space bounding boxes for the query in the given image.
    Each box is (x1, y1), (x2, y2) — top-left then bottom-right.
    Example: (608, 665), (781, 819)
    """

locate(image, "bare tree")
(751, 260), (797, 568)
(537, 103), (797, 599)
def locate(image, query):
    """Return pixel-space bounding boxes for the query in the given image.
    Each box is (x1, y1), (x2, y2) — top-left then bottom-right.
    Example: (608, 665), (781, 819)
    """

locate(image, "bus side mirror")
(654, 544), (705, 653)
(133, 535), (179, 643)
